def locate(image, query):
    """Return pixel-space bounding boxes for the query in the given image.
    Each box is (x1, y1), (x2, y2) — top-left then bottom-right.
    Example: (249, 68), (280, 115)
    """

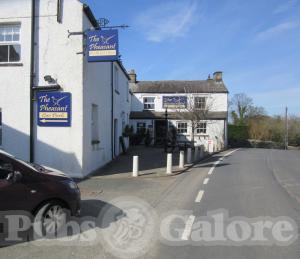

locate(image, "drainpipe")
(111, 62), (114, 160)
(29, 0), (36, 163)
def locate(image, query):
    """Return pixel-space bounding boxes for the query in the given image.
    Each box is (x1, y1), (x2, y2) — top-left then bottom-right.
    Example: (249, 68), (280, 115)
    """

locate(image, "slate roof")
(130, 80), (229, 94)
(130, 111), (228, 120)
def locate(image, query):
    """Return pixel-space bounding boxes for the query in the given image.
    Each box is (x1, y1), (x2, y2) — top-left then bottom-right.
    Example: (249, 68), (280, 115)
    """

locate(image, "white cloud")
(273, 0), (298, 14)
(135, 1), (199, 43)
(255, 21), (299, 41)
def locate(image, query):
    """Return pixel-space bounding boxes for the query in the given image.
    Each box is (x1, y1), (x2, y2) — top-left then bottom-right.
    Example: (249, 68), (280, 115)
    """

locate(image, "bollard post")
(187, 148), (192, 164)
(179, 150), (184, 168)
(194, 146), (199, 162)
(166, 153), (173, 174)
(132, 156), (139, 177)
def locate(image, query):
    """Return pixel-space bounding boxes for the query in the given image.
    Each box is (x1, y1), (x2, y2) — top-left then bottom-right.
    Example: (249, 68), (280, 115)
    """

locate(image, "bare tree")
(173, 89), (213, 146)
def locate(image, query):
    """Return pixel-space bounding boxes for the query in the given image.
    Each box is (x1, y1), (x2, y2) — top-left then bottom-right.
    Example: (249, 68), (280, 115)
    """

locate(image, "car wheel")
(33, 202), (69, 237)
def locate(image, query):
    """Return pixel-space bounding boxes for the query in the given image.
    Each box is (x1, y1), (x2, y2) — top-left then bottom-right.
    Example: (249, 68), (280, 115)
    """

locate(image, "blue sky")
(83, 0), (300, 116)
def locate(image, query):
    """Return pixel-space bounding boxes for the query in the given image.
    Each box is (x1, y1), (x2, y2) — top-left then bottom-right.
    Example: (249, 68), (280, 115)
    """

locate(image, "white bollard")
(166, 153), (173, 175)
(194, 147), (199, 162)
(132, 156), (139, 177)
(179, 150), (185, 168)
(187, 148), (192, 164)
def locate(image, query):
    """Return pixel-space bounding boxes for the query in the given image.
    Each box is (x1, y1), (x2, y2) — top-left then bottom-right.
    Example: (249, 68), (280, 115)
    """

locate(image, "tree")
(174, 90), (213, 146)
(230, 93), (253, 125)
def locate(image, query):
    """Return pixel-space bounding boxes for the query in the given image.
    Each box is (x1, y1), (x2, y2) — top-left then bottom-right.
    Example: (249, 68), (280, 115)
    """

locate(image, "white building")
(0, 0), (131, 178)
(129, 71), (229, 152)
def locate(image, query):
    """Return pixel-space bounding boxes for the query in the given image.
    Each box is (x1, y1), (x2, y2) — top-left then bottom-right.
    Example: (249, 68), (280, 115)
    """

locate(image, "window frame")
(194, 97), (206, 110)
(143, 97), (155, 110)
(136, 122), (146, 133)
(177, 122), (188, 134)
(196, 122), (207, 134)
(0, 24), (21, 63)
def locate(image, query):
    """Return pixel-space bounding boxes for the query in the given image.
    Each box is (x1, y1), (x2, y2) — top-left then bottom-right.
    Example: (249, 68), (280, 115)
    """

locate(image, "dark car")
(0, 150), (80, 238)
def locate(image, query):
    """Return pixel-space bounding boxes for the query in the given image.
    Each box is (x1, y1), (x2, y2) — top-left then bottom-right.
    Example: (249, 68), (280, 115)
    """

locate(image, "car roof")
(0, 149), (14, 158)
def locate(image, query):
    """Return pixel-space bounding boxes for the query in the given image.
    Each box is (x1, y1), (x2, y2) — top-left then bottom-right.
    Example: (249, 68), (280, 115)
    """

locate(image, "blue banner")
(87, 29), (119, 62)
(37, 92), (72, 127)
(163, 96), (187, 108)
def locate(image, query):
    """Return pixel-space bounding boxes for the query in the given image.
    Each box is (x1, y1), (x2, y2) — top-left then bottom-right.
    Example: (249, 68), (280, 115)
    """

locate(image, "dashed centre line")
(203, 178), (209, 184)
(181, 215), (196, 240)
(195, 190), (204, 203)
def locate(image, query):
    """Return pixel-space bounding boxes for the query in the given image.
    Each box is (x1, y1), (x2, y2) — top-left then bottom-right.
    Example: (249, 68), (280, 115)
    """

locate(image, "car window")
(0, 159), (14, 180)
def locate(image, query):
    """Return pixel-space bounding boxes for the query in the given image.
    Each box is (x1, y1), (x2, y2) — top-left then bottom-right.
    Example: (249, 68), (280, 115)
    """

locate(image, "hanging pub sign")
(86, 29), (119, 62)
(163, 96), (187, 108)
(37, 92), (72, 127)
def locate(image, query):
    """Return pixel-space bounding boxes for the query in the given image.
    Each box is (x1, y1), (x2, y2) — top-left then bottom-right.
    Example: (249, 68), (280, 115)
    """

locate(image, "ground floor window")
(196, 122), (207, 134)
(91, 104), (99, 144)
(137, 122), (146, 133)
(177, 122), (188, 134)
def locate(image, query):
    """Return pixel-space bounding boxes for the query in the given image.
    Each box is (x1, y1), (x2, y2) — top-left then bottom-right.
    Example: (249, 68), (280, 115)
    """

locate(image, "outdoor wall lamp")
(44, 75), (56, 84)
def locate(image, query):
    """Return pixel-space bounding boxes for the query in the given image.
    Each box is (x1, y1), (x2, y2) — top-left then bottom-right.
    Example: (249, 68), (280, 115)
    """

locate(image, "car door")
(0, 156), (35, 212)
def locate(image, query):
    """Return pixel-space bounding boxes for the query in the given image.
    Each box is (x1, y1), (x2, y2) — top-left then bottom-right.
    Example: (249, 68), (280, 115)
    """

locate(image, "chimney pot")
(213, 71), (223, 82)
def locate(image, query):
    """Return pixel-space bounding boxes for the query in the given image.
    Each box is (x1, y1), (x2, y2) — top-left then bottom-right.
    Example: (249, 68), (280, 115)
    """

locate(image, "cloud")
(255, 21), (299, 41)
(135, 1), (199, 42)
(273, 0), (298, 14)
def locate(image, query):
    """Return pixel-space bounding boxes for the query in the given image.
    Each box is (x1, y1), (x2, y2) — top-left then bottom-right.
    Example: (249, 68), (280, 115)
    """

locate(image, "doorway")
(154, 120), (167, 146)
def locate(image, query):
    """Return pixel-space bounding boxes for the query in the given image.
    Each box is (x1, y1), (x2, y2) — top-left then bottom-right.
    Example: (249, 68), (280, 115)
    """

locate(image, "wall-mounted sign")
(37, 92), (71, 127)
(163, 96), (187, 108)
(86, 29), (119, 62)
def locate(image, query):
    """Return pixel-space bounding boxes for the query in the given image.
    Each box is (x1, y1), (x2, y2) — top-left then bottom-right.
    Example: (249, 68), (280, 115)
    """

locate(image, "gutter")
(29, 0), (36, 163)
(83, 4), (99, 29)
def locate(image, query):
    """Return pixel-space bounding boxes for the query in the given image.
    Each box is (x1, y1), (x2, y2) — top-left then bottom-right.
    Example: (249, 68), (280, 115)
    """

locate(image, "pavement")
(1, 148), (300, 259)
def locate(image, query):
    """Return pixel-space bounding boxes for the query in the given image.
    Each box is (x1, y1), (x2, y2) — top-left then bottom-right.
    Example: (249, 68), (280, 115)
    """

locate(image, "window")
(91, 104), (99, 143)
(143, 97), (155, 110)
(194, 97), (206, 110)
(0, 24), (21, 63)
(177, 122), (187, 134)
(0, 108), (2, 146)
(196, 122), (207, 134)
(114, 66), (119, 92)
(137, 122), (146, 133)
(0, 159), (13, 180)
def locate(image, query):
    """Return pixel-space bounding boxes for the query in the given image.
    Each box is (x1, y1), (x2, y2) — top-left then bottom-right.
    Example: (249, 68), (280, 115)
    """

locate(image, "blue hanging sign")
(86, 29), (119, 62)
(37, 92), (72, 127)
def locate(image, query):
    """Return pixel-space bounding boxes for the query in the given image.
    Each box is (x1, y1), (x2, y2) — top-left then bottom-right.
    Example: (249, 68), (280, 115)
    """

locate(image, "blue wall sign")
(163, 96), (187, 108)
(87, 29), (119, 62)
(37, 92), (72, 127)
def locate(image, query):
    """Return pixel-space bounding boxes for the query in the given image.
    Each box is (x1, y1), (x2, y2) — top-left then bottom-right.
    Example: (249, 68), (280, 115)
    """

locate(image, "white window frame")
(177, 121), (188, 134)
(194, 97), (206, 110)
(0, 24), (21, 63)
(143, 97), (155, 110)
(136, 122), (146, 132)
(196, 122), (207, 134)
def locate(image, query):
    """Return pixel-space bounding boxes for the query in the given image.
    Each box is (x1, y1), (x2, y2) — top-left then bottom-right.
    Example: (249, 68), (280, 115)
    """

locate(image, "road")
(1, 148), (300, 259)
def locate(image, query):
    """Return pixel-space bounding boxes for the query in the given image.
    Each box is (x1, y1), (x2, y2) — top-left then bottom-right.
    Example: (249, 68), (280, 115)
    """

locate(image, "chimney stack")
(213, 71), (223, 82)
(128, 69), (137, 83)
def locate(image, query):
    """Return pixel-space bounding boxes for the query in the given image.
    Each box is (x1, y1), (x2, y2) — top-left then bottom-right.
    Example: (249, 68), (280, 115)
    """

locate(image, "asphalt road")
(1, 148), (300, 259)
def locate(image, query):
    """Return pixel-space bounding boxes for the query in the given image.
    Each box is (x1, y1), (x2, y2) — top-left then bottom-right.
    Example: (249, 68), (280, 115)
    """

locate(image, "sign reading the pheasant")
(37, 92), (72, 127)
(87, 29), (119, 62)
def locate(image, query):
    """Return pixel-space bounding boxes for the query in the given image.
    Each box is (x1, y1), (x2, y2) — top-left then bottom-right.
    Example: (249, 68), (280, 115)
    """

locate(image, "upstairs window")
(0, 24), (21, 63)
(194, 97), (206, 110)
(143, 97), (155, 110)
(196, 122), (207, 134)
(177, 122), (187, 134)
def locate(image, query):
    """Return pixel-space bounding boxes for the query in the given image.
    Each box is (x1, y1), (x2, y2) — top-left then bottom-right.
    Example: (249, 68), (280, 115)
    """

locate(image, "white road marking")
(203, 178), (209, 184)
(195, 190), (204, 203)
(208, 167), (214, 175)
(181, 215), (196, 240)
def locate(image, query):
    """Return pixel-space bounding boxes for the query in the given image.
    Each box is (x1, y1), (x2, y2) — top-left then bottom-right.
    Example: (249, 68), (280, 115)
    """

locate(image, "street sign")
(86, 29), (119, 62)
(37, 92), (71, 127)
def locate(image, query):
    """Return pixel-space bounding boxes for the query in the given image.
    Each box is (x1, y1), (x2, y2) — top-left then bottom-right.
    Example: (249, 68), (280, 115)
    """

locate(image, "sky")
(83, 0), (300, 116)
